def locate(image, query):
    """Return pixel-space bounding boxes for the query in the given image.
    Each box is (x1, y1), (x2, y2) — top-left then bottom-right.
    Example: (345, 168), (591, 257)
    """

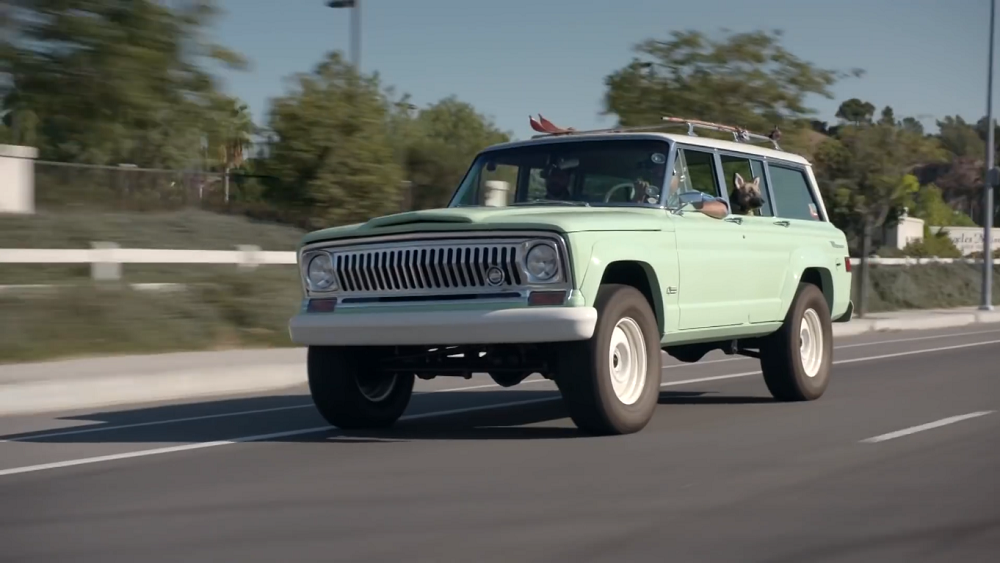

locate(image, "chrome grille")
(332, 243), (524, 294)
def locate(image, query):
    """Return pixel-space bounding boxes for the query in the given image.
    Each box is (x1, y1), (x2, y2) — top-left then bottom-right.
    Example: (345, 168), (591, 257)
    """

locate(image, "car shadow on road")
(0, 390), (773, 444)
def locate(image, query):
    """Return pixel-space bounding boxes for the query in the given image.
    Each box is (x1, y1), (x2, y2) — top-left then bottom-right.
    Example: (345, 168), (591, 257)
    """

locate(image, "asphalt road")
(1, 326), (998, 563)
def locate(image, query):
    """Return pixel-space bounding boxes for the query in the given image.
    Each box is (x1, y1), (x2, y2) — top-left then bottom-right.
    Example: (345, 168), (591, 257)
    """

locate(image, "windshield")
(448, 139), (673, 208)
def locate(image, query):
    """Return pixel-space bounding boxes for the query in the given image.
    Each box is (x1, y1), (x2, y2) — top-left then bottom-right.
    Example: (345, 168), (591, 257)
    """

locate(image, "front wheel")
(759, 282), (833, 401)
(307, 346), (414, 429)
(555, 284), (662, 435)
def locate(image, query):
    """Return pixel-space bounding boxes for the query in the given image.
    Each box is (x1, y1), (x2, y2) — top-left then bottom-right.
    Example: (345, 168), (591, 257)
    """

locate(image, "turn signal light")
(307, 298), (337, 313)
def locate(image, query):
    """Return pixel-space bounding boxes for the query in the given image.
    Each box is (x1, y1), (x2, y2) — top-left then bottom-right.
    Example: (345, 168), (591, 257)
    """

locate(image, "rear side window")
(769, 164), (822, 221)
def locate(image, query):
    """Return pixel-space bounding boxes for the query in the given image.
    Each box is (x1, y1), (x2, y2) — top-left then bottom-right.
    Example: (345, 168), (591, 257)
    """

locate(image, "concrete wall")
(882, 214), (1000, 255)
(0, 145), (37, 214)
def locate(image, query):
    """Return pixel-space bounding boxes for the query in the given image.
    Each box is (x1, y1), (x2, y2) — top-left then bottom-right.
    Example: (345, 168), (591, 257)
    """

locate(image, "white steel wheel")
(608, 317), (647, 405)
(799, 308), (824, 378)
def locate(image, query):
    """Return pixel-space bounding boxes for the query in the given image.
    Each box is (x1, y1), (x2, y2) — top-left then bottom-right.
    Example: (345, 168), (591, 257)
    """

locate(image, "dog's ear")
(734, 172), (746, 189)
(749, 176), (761, 190)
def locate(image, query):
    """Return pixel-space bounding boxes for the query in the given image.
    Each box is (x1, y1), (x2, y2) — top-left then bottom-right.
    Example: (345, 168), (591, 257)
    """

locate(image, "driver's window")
(666, 147), (720, 206)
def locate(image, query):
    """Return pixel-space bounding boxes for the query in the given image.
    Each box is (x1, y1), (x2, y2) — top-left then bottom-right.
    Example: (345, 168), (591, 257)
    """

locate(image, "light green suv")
(288, 119), (854, 436)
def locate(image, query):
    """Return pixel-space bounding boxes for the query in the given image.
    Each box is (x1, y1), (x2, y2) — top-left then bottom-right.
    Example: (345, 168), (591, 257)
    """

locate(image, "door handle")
(773, 220), (790, 227)
(725, 217), (743, 225)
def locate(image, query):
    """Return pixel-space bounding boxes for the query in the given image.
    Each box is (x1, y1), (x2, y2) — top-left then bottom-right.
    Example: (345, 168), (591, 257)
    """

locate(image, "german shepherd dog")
(730, 172), (765, 215)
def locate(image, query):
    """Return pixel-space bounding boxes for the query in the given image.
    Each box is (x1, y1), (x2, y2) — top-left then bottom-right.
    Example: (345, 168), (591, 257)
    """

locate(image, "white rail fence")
(0, 245), (987, 279)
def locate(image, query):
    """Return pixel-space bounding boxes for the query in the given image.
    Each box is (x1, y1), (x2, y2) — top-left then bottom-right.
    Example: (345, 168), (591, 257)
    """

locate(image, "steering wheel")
(604, 182), (636, 203)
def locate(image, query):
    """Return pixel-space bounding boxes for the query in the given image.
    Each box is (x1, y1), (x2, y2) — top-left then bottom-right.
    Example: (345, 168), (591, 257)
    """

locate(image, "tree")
(836, 98), (876, 125)
(904, 184), (977, 227)
(263, 52), (405, 228)
(3, 0), (248, 168)
(878, 106), (896, 126)
(813, 119), (947, 315)
(602, 29), (860, 137)
(400, 97), (511, 210)
(900, 117), (924, 136)
(937, 116), (984, 158)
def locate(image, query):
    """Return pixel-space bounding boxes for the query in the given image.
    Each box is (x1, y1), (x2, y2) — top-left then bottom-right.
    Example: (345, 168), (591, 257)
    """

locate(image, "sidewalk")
(2, 307), (999, 417)
(833, 306), (1000, 336)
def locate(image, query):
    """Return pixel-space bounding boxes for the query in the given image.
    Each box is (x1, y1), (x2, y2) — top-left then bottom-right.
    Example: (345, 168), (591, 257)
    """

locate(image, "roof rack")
(660, 117), (782, 150)
(527, 114), (783, 151)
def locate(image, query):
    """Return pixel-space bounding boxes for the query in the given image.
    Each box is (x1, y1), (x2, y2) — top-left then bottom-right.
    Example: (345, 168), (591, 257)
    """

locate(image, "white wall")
(882, 214), (999, 256)
(0, 144), (38, 214)
(929, 226), (1000, 255)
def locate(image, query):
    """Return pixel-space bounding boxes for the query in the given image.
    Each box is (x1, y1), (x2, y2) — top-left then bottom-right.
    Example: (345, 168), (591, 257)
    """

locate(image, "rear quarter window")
(769, 164), (822, 222)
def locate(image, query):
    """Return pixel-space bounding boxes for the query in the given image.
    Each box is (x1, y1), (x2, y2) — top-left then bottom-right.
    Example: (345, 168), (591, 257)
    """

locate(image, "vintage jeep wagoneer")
(288, 116), (854, 436)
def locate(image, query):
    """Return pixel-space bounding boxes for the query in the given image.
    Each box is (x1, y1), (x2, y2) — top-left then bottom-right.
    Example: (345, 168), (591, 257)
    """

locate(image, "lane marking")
(0, 404), (317, 442)
(7, 337), (1000, 443)
(834, 339), (1000, 365)
(860, 411), (996, 443)
(1, 338), (999, 477)
(0, 398), (556, 478)
(836, 328), (1000, 349)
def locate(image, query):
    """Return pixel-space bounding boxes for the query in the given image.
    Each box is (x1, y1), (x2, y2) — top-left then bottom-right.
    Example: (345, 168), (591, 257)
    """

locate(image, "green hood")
(300, 206), (668, 247)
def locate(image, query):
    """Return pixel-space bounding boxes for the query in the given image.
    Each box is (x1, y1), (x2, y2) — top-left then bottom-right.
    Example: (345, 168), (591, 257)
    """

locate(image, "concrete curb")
(832, 309), (1000, 337)
(0, 364), (306, 417)
(2, 310), (1000, 417)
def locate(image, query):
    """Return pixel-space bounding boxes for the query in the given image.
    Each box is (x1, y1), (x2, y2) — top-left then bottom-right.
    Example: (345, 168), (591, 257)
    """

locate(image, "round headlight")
(307, 253), (337, 291)
(525, 244), (558, 281)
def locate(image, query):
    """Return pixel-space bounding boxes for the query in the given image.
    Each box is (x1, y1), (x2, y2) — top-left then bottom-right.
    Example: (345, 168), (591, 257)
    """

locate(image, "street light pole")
(983, 0), (996, 311)
(326, 0), (361, 70)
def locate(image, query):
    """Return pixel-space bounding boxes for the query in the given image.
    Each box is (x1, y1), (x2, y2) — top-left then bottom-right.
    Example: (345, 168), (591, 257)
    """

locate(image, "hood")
(300, 206), (667, 247)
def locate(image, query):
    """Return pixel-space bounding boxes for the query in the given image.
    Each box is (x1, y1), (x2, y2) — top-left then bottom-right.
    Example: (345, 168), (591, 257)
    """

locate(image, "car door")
(717, 152), (791, 324)
(766, 159), (837, 262)
(671, 146), (751, 330)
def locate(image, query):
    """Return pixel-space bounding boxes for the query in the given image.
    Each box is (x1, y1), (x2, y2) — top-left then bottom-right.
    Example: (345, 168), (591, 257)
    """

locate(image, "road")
(0, 326), (998, 562)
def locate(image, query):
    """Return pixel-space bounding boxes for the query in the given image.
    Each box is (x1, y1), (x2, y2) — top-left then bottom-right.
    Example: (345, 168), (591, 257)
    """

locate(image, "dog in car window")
(730, 173), (765, 216)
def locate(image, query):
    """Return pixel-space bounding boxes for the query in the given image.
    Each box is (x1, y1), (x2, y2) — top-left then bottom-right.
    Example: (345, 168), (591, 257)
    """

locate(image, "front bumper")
(288, 306), (598, 346)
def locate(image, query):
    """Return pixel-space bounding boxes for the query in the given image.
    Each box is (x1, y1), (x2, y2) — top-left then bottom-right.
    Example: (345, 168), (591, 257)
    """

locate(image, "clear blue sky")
(213, 0), (990, 141)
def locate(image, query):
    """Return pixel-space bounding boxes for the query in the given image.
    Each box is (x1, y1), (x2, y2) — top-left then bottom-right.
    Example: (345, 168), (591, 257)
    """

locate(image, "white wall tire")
(307, 346), (414, 429)
(556, 284), (662, 435)
(759, 283), (833, 401)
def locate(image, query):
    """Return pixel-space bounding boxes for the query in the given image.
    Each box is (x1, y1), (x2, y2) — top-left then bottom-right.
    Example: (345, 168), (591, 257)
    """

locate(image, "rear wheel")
(307, 346), (414, 429)
(556, 284), (661, 435)
(759, 282), (832, 401)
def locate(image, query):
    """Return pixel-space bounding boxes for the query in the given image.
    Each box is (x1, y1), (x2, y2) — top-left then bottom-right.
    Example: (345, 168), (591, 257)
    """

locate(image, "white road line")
(0, 404), (318, 442)
(860, 411), (995, 443)
(1, 338), (998, 477)
(836, 328), (1000, 349)
(7, 336), (1000, 443)
(835, 339), (1000, 365)
(0, 398), (557, 478)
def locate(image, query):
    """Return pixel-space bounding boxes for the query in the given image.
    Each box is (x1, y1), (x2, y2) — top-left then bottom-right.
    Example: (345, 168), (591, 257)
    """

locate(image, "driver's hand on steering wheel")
(632, 179), (657, 203)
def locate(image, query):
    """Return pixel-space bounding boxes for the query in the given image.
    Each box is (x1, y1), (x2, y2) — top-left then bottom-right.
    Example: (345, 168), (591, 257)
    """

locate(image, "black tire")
(307, 346), (414, 429)
(555, 284), (662, 435)
(759, 282), (833, 401)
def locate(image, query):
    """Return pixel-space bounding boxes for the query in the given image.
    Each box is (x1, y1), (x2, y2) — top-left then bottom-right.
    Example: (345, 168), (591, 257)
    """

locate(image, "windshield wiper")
(509, 199), (590, 207)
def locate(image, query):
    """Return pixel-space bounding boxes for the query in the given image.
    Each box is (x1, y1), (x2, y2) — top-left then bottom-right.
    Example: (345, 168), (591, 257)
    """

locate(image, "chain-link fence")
(33, 160), (238, 212)
(32, 160), (420, 217)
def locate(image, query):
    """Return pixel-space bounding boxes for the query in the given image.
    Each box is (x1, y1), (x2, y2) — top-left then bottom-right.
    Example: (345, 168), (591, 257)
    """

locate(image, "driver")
(544, 167), (573, 200)
(665, 166), (730, 219)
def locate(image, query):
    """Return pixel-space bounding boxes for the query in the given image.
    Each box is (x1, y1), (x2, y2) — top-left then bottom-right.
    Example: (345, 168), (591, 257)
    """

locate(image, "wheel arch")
(592, 260), (665, 336)
(776, 251), (836, 320)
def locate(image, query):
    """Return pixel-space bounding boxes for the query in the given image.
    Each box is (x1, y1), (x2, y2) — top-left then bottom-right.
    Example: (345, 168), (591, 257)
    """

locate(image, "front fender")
(568, 231), (678, 337)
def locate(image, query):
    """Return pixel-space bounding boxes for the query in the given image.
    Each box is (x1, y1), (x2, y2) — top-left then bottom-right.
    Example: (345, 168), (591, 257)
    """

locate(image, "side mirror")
(670, 190), (706, 214)
(677, 191), (706, 205)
